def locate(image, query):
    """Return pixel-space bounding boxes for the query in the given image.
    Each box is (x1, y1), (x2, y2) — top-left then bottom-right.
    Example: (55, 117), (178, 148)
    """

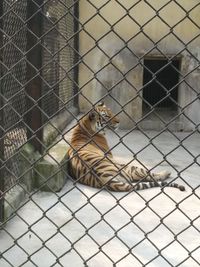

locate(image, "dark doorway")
(143, 58), (180, 113)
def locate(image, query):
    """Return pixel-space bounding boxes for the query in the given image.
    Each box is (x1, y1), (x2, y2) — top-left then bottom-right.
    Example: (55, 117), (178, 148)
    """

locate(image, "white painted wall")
(78, 0), (200, 130)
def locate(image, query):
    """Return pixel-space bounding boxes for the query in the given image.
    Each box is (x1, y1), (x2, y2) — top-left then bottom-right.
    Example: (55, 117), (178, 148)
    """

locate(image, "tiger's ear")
(97, 101), (104, 107)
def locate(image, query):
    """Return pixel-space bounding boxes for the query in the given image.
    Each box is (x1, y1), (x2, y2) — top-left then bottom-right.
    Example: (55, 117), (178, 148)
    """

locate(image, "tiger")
(67, 102), (185, 192)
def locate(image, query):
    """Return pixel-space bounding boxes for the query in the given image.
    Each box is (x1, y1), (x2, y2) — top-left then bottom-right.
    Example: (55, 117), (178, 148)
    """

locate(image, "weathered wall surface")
(79, 0), (200, 130)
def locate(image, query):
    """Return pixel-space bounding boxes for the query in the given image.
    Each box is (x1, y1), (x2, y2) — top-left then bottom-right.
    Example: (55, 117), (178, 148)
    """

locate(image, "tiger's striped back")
(68, 103), (185, 192)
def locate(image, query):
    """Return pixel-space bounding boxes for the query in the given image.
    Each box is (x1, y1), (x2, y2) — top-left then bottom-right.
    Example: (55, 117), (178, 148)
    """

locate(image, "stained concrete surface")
(0, 124), (200, 267)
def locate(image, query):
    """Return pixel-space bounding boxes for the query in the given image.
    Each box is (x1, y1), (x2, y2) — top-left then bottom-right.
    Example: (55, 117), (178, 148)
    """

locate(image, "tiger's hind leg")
(117, 164), (171, 183)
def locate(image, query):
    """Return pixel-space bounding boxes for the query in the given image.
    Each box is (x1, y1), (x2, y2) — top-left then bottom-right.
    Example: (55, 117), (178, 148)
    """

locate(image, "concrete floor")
(0, 126), (200, 267)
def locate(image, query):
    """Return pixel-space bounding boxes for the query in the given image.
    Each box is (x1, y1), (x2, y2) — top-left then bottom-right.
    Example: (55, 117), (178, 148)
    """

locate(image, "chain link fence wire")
(1, 0), (28, 191)
(41, 0), (76, 121)
(0, 0), (78, 193)
(0, 0), (200, 266)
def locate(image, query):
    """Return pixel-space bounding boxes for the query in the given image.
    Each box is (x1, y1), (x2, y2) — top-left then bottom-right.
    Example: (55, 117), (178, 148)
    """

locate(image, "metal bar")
(0, 0), (4, 223)
(25, 0), (44, 153)
(73, 0), (80, 108)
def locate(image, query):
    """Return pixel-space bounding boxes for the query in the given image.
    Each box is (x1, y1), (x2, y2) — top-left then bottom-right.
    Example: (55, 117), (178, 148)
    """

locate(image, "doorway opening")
(143, 57), (180, 117)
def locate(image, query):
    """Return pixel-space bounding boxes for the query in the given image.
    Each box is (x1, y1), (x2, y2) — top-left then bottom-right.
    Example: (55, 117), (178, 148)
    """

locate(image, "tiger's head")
(88, 102), (120, 134)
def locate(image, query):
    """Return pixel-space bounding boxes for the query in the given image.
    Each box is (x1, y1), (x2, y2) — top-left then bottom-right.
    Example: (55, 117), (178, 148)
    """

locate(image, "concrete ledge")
(34, 143), (70, 192)
(19, 143), (41, 192)
(2, 107), (77, 221)
(3, 144), (40, 221)
(3, 141), (70, 221)
(43, 107), (78, 148)
(4, 185), (27, 220)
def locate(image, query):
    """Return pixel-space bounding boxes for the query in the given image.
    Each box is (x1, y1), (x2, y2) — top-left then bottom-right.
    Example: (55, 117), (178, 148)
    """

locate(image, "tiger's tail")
(106, 180), (185, 192)
(133, 181), (185, 191)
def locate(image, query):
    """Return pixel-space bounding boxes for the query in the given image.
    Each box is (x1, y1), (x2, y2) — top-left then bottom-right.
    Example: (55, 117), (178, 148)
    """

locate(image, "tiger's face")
(89, 102), (120, 134)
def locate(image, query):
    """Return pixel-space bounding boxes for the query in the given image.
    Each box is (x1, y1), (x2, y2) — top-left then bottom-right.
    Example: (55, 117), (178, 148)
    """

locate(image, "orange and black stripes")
(67, 103), (185, 192)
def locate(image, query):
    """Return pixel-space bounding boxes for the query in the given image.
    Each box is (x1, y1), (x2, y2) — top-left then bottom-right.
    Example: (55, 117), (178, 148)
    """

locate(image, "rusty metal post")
(73, 1), (80, 108)
(0, 0), (4, 222)
(26, 0), (43, 153)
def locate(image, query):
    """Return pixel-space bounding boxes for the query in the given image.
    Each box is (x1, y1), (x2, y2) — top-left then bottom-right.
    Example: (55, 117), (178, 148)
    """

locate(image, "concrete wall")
(78, 0), (200, 130)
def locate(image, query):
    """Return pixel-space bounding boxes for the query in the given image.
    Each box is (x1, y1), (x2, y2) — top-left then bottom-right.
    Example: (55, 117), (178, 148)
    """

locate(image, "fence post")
(26, 0), (44, 153)
(73, 1), (80, 107)
(0, 0), (4, 223)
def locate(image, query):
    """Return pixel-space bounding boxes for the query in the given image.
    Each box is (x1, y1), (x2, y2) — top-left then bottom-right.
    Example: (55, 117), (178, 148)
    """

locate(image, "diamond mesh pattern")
(0, 0), (200, 266)
(1, 0), (28, 190)
(42, 0), (75, 121)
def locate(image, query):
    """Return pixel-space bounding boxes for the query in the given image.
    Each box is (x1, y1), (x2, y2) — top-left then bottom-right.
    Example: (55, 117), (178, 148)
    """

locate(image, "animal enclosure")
(0, 0), (200, 266)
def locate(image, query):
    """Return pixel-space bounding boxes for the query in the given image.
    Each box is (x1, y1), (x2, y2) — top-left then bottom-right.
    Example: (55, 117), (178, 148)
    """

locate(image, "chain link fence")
(1, 0), (28, 191)
(0, 0), (200, 266)
(42, 0), (76, 120)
